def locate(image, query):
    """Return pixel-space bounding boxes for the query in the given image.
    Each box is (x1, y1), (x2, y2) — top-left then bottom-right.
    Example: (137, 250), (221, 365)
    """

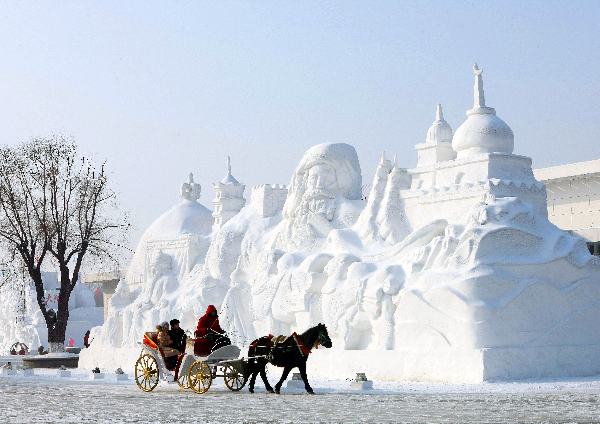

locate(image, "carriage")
(134, 331), (248, 394)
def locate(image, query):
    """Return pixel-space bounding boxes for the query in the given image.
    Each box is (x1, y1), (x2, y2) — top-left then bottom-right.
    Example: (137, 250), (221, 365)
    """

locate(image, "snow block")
(350, 380), (373, 390)
(57, 370), (71, 378)
(91, 372), (105, 380)
(21, 369), (34, 377)
(1, 368), (17, 376)
(286, 380), (305, 389)
(116, 373), (129, 381)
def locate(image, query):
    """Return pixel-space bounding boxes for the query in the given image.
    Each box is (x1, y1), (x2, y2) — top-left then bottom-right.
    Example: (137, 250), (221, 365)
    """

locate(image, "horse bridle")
(314, 330), (331, 348)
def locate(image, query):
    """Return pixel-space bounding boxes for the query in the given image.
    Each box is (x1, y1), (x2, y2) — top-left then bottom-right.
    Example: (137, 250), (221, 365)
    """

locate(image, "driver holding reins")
(194, 305), (230, 356)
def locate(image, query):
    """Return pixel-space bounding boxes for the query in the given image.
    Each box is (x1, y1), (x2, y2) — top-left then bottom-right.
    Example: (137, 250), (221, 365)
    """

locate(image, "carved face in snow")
(283, 143), (362, 221)
(306, 163), (338, 193)
(273, 143), (362, 251)
(299, 163), (339, 218)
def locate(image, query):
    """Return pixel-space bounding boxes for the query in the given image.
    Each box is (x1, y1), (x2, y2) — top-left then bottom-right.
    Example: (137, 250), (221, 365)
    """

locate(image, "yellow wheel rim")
(188, 361), (212, 394)
(223, 364), (247, 391)
(177, 373), (190, 389)
(135, 354), (159, 392)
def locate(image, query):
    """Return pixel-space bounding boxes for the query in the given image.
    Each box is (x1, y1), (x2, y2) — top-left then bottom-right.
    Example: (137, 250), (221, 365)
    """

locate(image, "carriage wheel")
(135, 354), (159, 392)
(177, 373), (190, 389)
(223, 363), (247, 391)
(188, 360), (212, 394)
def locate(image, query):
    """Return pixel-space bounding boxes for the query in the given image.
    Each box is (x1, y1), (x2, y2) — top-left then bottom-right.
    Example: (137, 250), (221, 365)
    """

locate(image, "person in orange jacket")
(194, 305), (230, 356)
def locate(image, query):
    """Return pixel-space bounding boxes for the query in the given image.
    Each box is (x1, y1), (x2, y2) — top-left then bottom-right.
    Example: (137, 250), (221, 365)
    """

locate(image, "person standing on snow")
(83, 330), (90, 348)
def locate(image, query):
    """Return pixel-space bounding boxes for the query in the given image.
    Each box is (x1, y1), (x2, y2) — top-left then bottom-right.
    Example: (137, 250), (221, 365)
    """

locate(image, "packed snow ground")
(1, 369), (600, 423)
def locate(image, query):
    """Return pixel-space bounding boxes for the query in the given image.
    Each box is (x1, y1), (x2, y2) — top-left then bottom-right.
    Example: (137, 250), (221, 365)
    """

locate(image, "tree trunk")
(48, 319), (68, 352)
(49, 342), (65, 353)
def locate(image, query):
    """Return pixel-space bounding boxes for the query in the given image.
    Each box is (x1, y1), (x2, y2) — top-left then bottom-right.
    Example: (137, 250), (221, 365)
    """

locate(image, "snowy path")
(1, 372), (600, 423)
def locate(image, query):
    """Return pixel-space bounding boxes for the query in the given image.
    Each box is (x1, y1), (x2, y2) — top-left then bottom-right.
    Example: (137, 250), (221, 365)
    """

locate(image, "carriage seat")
(143, 332), (169, 357)
(143, 332), (183, 372)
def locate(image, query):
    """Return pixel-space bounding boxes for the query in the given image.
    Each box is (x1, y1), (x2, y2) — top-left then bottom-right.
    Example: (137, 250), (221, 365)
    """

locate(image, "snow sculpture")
(356, 153), (411, 245)
(212, 157), (246, 231)
(82, 65), (600, 383)
(126, 173), (213, 287)
(270, 142), (363, 251)
(90, 173), (214, 348)
(418, 103), (456, 167)
(251, 184), (288, 218)
(452, 64), (514, 158)
(0, 271), (102, 354)
(180, 172), (202, 201)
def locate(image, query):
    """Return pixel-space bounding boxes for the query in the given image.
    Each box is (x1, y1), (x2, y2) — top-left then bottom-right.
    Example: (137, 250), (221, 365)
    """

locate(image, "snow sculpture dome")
(125, 173), (213, 284)
(426, 104), (452, 143)
(452, 64), (514, 158)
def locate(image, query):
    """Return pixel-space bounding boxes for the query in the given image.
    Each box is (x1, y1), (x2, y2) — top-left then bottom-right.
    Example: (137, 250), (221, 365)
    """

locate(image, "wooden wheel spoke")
(135, 354), (159, 392)
(188, 361), (211, 394)
(224, 364), (246, 391)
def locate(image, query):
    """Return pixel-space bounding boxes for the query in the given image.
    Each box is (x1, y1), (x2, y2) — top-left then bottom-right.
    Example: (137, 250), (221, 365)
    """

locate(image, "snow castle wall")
(251, 184), (288, 217)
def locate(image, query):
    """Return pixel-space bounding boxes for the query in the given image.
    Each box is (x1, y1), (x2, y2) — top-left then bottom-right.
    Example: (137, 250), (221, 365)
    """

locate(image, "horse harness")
(252, 330), (327, 363)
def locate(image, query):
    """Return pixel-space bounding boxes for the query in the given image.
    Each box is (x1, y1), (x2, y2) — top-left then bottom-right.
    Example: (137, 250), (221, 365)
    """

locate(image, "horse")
(246, 323), (332, 394)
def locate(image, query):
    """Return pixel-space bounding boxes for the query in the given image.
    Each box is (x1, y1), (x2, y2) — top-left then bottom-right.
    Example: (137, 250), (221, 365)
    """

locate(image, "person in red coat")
(194, 305), (229, 356)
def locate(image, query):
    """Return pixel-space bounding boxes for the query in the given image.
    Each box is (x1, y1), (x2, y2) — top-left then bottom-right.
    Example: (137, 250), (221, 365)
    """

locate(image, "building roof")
(533, 159), (600, 182)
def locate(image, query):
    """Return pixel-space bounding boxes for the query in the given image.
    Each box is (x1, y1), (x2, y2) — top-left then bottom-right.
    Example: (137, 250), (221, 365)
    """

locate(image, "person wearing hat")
(194, 305), (231, 356)
(168, 318), (186, 354)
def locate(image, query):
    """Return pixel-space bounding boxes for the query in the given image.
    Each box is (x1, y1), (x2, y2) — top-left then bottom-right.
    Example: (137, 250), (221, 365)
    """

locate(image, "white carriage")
(134, 331), (248, 394)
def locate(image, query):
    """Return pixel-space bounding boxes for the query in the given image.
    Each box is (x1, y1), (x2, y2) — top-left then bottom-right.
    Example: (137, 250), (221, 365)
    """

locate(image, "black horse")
(247, 323), (332, 394)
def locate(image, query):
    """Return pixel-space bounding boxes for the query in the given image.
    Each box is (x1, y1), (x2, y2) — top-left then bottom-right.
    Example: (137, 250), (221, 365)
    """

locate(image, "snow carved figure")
(180, 172), (202, 201)
(270, 142), (363, 251)
(247, 143), (364, 336)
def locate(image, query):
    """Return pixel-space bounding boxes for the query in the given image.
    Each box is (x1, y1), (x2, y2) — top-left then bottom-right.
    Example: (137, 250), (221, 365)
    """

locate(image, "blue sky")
(0, 1), (598, 252)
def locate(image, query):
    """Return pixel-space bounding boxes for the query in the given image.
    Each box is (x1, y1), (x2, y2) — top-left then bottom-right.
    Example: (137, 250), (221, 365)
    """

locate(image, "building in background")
(534, 159), (600, 256)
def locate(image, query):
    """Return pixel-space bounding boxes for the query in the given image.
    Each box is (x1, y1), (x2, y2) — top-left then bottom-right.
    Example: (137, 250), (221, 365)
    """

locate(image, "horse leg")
(259, 360), (273, 393)
(249, 370), (258, 393)
(274, 366), (292, 394)
(299, 362), (314, 394)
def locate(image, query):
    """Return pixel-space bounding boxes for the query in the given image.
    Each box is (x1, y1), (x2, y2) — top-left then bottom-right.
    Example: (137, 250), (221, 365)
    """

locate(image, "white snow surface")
(1, 369), (600, 423)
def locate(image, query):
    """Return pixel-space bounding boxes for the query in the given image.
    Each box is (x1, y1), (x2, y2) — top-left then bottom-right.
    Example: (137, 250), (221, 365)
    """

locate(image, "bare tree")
(0, 136), (129, 352)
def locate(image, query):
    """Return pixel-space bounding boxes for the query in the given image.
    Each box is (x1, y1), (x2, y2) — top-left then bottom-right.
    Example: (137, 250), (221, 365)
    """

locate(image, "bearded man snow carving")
(270, 143), (363, 251)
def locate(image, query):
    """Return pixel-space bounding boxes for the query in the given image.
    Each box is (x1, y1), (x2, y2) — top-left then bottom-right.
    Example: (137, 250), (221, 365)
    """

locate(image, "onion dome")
(426, 104), (452, 143)
(452, 64), (514, 158)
